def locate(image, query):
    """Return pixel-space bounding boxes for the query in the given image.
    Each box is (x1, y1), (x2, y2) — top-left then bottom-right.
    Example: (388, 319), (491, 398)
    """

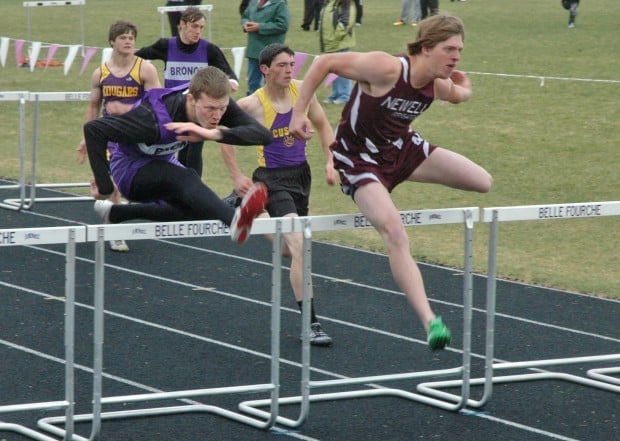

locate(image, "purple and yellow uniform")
(255, 82), (306, 168)
(251, 82), (312, 217)
(100, 57), (145, 116)
(332, 55), (437, 194)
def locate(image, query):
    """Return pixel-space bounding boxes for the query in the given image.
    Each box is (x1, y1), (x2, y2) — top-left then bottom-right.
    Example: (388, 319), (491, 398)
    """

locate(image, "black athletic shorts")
(252, 161), (311, 218)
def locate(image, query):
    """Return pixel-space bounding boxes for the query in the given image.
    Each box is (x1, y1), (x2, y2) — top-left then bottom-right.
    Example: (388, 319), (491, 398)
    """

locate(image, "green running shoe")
(427, 316), (451, 350)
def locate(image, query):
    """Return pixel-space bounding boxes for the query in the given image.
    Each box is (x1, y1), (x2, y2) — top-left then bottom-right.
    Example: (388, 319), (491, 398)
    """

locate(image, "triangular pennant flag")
(324, 73), (338, 87)
(63, 45), (80, 76)
(292, 52), (309, 78)
(80, 46), (97, 75)
(29, 41), (42, 72)
(101, 47), (112, 64)
(0, 37), (9, 67)
(44, 43), (59, 70)
(231, 46), (246, 81)
(15, 39), (24, 67)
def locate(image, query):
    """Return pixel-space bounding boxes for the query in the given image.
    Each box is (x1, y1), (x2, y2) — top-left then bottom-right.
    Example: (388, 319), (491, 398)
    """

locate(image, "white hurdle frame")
(0, 225), (86, 441)
(0, 91), (92, 211)
(416, 201), (620, 408)
(33, 206), (480, 438)
(37, 218), (288, 440)
(238, 207), (480, 428)
(24, 1), (86, 56)
(157, 4), (213, 41)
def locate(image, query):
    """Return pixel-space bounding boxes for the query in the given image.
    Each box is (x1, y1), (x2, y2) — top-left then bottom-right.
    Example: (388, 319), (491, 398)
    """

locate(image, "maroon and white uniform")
(332, 55), (438, 194)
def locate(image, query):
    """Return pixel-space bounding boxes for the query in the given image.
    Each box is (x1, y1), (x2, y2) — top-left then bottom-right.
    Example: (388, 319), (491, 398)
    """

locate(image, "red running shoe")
(230, 182), (268, 244)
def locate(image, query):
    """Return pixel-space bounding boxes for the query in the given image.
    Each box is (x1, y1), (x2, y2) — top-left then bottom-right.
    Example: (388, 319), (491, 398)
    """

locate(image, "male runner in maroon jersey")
(290, 15), (493, 350)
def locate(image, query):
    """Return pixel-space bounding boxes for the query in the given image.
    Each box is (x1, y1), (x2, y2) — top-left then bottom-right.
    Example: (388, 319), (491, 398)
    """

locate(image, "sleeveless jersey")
(164, 38), (209, 88)
(255, 82), (307, 168)
(332, 56), (437, 193)
(109, 86), (188, 198)
(100, 57), (145, 116)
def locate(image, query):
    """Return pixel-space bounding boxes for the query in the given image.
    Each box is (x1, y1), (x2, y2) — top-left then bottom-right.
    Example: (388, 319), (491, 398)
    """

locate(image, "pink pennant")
(324, 73), (338, 87)
(80, 46), (98, 75)
(15, 39), (24, 67)
(44, 44), (59, 69)
(291, 52), (309, 79)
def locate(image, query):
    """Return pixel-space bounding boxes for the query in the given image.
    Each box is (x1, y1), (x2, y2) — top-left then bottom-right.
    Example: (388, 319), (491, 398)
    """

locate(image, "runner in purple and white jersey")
(290, 15), (493, 351)
(84, 66), (271, 245)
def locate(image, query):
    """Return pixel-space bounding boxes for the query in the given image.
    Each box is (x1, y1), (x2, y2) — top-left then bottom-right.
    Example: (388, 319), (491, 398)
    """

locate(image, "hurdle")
(24, 1), (86, 56)
(34, 207), (479, 438)
(238, 207), (480, 428)
(0, 91), (92, 211)
(0, 225), (85, 441)
(416, 201), (620, 408)
(37, 218), (289, 440)
(157, 4), (213, 41)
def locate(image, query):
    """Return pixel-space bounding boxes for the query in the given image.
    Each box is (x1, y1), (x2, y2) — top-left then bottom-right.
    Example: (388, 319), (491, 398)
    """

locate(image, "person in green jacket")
(240, 0), (291, 95)
(319, 0), (356, 104)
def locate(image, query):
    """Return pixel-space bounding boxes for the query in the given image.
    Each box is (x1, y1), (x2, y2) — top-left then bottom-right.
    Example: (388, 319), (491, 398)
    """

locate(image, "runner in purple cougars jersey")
(136, 7), (239, 177)
(290, 15), (493, 351)
(84, 66), (271, 245)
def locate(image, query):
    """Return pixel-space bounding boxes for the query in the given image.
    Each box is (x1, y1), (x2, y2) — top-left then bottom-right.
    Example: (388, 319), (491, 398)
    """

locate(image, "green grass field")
(0, 0), (618, 298)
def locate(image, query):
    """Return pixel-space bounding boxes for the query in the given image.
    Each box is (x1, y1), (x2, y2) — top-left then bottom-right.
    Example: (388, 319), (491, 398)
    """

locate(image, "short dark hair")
(181, 6), (206, 24)
(108, 20), (137, 46)
(259, 43), (295, 67)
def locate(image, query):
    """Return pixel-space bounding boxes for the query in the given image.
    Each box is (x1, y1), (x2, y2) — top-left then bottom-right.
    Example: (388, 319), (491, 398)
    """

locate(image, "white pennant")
(231, 46), (246, 82)
(0, 37), (9, 68)
(63, 44), (80, 76)
(29, 41), (41, 72)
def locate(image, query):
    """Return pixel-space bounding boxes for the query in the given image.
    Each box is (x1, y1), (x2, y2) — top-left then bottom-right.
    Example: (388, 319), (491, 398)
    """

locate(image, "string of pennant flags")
(0, 36), (338, 86)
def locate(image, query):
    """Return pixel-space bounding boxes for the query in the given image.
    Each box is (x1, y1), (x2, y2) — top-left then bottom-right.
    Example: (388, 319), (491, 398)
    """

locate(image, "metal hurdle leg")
(0, 227), (80, 441)
(417, 202), (620, 405)
(38, 220), (287, 440)
(0, 92), (30, 211)
(239, 208), (479, 426)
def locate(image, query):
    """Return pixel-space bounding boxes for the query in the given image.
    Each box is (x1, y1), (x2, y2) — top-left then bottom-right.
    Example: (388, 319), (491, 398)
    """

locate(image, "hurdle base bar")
(417, 353), (620, 408)
(0, 423), (59, 441)
(38, 385), (279, 441)
(239, 366), (469, 428)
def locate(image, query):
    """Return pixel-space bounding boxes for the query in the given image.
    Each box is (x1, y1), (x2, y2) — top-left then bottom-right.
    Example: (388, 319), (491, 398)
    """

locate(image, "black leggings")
(109, 160), (234, 225)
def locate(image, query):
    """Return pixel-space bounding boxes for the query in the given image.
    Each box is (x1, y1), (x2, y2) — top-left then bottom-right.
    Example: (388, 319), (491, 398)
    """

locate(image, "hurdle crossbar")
(238, 207), (480, 428)
(417, 201), (620, 409)
(157, 4), (213, 41)
(24, 1), (85, 55)
(0, 91), (93, 211)
(0, 226), (85, 440)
